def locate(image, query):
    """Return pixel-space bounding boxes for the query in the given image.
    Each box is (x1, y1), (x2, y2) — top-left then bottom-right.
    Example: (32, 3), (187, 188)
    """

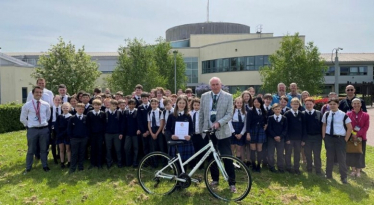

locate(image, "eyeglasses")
(346, 89), (354, 92)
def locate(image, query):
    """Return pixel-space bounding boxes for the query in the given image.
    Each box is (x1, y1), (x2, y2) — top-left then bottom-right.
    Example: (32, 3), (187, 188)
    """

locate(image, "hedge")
(0, 104), (25, 134)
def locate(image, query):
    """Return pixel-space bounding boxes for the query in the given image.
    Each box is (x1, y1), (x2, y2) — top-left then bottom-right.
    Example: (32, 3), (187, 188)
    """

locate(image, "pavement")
(366, 106), (374, 146)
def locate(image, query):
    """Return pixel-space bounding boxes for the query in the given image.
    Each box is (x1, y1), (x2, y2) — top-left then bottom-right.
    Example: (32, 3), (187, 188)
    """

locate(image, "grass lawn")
(0, 131), (373, 204)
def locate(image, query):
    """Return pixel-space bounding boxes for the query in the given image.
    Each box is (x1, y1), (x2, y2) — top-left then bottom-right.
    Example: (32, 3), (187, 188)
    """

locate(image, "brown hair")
(92, 99), (102, 106)
(233, 97), (246, 115)
(76, 103), (85, 108)
(173, 96), (190, 117)
(304, 97), (314, 103)
(190, 98), (200, 110)
(110, 99), (118, 106)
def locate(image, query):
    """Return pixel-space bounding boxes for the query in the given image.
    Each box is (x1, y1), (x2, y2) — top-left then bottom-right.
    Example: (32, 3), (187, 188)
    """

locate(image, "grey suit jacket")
(199, 90), (233, 139)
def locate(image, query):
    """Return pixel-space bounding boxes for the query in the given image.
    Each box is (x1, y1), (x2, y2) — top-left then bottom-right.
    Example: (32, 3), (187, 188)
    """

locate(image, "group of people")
(20, 77), (369, 191)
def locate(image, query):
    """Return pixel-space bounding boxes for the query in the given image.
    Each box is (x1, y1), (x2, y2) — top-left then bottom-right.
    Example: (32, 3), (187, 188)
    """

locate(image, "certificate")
(175, 121), (189, 140)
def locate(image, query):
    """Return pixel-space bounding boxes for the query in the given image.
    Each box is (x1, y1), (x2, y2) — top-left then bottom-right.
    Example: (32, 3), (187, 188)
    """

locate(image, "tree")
(107, 38), (186, 94)
(33, 37), (101, 94)
(259, 33), (327, 95)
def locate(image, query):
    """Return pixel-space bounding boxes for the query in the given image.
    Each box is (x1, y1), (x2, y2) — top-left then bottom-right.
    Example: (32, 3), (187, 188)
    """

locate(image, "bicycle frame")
(155, 138), (229, 183)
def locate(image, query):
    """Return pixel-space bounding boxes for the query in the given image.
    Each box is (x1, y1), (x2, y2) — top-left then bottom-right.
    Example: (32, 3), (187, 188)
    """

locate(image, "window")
(350, 67), (358, 75)
(230, 58), (237, 71)
(340, 67), (349, 76)
(359, 66), (367, 75)
(326, 67), (335, 76)
(223, 59), (229, 72)
(22, 87), (28, 103)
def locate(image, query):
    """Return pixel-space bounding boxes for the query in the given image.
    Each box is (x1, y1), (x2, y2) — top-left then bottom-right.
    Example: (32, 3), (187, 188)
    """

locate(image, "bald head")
(209, 77), (222, 94)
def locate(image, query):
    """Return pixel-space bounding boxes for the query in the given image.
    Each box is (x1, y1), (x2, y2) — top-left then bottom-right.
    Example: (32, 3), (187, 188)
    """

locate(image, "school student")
(81, 93), (93, 115)
(189, 98), (208, 167)
(49, 95), (62, 164)
(241, 91), (253, 112)
(69, 97), (78, 115)
(241, 91), (253, 167)
(303, 97), (323, 175)
(262, 93), (273, 167)
(279, 96), (290, 115)
(86, 99), (106, 169)
(118, 99), (127, 114)
(162, 98), (174, 153)
(68, 103), (89, 173)
(133, 84), (143, 108)
(229, 97), (246, 162)
(322, 98), (353, 184)
(246, 97), (267, 172)
(55, 102), (72, 168)
(154, 87), (165, 110)
(137, 92), (152, 155)
(165, 96), (194, 162)
(124, 99), (140, 167)
(267, 103), (287, 173)
(147, 98), (165, 155)
(105, 99), (124, 169)
(284, 98), (306, 174)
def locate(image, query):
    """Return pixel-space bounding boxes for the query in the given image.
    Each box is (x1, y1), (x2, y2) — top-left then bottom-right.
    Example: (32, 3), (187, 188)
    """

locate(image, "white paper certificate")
(175, 121), (189, 140)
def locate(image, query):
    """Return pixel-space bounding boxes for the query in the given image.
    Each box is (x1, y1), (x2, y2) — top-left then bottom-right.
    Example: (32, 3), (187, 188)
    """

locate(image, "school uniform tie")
(56, 107), (59, 117)
(152, 111), (156, 127)
(193, 112), (197, 132)
(294, 112), (297, 117)
(276, 116), (279, 122)
(330, 113), (335, 135)
(238, 109), (242, 123)
(266, 107), (270, 112)
(309, 111), (312, 115)
(36, 101), (41, 124)
(258, 109), (262, 116)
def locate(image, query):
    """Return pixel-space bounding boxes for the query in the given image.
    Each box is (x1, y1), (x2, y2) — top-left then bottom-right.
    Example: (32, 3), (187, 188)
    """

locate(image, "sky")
(0, 0), (373, 54)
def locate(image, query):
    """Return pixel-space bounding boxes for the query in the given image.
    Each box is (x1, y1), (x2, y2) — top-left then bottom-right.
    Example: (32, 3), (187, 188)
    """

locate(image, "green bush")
(0, 103), (24, 133)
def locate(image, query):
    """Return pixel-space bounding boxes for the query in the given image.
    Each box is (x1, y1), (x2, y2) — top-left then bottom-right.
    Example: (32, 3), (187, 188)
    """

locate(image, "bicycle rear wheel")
(204, 155), (252, 201)
(137, 152), (179, 195)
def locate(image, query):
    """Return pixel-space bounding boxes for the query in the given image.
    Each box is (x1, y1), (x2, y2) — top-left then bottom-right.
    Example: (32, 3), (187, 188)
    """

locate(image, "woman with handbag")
(346, 98), (370, 177)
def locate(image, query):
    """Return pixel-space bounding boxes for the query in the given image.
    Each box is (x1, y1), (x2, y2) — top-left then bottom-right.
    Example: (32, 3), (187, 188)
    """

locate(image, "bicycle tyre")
(137, 152), (179, 195)
(204, 155), (252, 201)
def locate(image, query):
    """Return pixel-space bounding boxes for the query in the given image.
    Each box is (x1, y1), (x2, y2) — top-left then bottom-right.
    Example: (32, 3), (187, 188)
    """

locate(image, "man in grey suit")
(199, 77), (236, 192)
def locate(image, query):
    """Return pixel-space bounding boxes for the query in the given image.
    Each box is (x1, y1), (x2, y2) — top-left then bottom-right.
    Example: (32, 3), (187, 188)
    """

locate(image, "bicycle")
(137, 128), (252, 202)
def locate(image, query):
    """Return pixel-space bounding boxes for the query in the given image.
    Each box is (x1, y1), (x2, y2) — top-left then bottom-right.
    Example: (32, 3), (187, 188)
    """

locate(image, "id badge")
(34, 116), (39, 121)
(210, 111), (217, 115)
(354, 126), (361, 132)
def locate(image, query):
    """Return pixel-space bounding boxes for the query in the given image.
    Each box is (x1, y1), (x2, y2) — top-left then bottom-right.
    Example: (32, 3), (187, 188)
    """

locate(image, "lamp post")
(173, 50), (178, 94)
(334, 47), (343, 95)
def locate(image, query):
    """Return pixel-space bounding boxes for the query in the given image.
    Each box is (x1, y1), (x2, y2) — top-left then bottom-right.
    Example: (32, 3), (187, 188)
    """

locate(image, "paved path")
(366, 107), (374, 146)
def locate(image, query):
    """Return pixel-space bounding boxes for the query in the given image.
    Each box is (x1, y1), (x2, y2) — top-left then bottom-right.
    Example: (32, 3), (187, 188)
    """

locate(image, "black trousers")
(191, 133), (209, 167)
(70, 137), (88, 172)
(90, 132), (104, 167)
(124, 135), (139, 166)
(305, 134), (322, 173)
(208, 135), (236, 186)
(105, 133), (122, 166)
(150, 126), (165, 153)
(267, 137), (285, 170)
(285, 139), (301, 170)
(324, 134), (347, 179)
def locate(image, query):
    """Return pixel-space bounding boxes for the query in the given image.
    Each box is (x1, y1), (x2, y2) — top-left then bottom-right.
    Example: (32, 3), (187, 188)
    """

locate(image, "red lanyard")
(32, 100), (40, 115)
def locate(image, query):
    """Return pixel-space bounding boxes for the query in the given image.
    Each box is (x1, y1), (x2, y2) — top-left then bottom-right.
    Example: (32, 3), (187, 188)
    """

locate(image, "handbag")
(346, 139), (363, 154)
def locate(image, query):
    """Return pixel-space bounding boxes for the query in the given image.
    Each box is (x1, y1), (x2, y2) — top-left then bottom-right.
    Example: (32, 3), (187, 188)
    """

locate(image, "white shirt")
(147, 108), (164, 127)
(273, 114), (281, 122)
(322, 110), (351, 136)
(52, 105), (62, 122)
(92, 110), (101, 115)
(264, 104), (272, 111)
(291, 109), (298, 116)
(85, 103), (91, 109)
(27, 88), (54, 106)
(228, 109), (247, 135)
(76, 114), (84, 120)
(20, 99), (51, 128)
(256, 108), (262, 115)
(63, 113), (72, 118)
(190, 110), (200, 134)
(209, 90), (222, 111)
(142, 103), (150, 110)
(164, 108), (174, 126)
(306, 109), (315, 115)
(60, 95), (69, 103)
(158, 98), (164, 109)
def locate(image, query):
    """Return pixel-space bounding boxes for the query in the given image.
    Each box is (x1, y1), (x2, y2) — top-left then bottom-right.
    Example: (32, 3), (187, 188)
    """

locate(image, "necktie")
(168, 110), (171, 116)
(276, 116), (279, 122)
(152, 112), (156, 127)
(212, 95), (217, 110)
(145, 105), (148, 110)
(330, 113), (335, 135)
(36, 101), (41, 124)
(193, 112), (197, 132)
(238, 109), (242, 123)
(61, 96), (64, 102)
(294, 112), (297, 117)
(258, 109), (262, 116)
(266, 107), (269, 112)
(309, 111), (312, 115)
(79, 115), (82, 120)
(56, 107), (59, 117)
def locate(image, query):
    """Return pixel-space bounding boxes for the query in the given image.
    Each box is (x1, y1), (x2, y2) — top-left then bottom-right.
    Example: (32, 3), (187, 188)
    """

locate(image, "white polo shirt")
(322, 110), (351, 136)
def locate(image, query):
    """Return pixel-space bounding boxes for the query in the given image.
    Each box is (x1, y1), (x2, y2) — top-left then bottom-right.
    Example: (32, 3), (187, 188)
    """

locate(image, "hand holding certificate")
(174, 121), (189, 140)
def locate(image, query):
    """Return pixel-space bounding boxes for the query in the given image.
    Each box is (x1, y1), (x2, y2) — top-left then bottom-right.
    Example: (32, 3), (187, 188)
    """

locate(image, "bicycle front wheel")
(137, 152), (179, 195)
(204, 155), (252, 201)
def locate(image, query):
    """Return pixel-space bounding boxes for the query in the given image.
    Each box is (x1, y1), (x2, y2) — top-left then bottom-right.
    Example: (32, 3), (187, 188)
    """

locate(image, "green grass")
(1, 131), (373, 204)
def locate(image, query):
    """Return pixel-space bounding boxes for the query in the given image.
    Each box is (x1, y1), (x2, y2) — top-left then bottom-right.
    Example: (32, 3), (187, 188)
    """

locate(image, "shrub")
(0, 103), (24, 133)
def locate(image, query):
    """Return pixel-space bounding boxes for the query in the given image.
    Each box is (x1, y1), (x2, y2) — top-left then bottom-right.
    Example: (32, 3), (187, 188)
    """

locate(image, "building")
(2, 22), (374, 103)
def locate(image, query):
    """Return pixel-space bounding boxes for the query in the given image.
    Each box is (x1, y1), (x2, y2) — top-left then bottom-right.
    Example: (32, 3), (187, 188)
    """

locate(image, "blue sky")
(0, 0), (373, 53)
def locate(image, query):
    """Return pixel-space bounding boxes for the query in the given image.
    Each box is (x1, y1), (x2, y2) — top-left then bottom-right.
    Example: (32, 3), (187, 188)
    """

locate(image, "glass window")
(238, 57), (245, 71)
(325, 66), (335, 76)
(263, 56), (270, 65)
(192, 62), (198, 70)
(350, 67), (358, 75)
(340, 67), (349, 76)
(255, 56), (264, 66)
(230, 58), (237, 71)
(247, 56), (254, 66)
(22, 87), (28, 103)
(223, 59), (229, 72)
(246, 65), (255, 70)
(359, 66), (367, 75)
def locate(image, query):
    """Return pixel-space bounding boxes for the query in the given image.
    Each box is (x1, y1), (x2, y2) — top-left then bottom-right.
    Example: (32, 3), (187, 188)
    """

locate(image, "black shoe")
(286, 168), (294, 174)
(278, 169), (285, 173)
(341, 178), (348, 184)
(257, 164), (261, 173)
(61, 163), (66, 169)
(246, 161), (251, 167)
(269, 168), (278, 173)
(54, 158), (59, 165)
(325, 174), (332, 179)
(294, 169), (301, 175)
(251, 163), (257, 172)
(43, 167), (50, 172)
(24, 168), (31, 174)
(67, 162), (71, 168)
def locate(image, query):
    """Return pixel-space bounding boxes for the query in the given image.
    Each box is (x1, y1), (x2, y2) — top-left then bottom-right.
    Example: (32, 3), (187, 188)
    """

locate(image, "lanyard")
(353, 111), (363, 124)
(32, 100), (40, 115)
